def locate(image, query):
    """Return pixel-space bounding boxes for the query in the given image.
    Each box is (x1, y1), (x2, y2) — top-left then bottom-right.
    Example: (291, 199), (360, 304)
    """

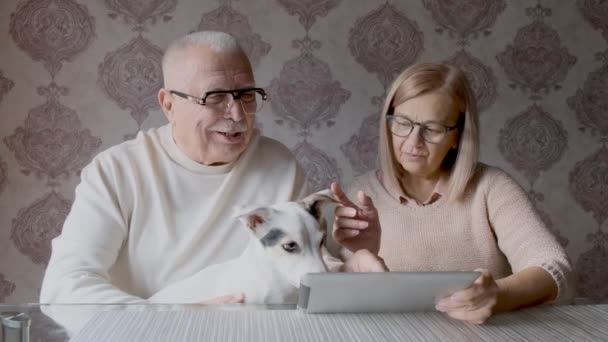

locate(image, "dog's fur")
(148, 190), (337, 304)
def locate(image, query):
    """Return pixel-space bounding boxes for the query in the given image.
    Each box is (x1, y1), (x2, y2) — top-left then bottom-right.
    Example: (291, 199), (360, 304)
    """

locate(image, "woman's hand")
(331, 182), (381, 255)
(340, 249), (389, 273)
(435, 269), (498, 324)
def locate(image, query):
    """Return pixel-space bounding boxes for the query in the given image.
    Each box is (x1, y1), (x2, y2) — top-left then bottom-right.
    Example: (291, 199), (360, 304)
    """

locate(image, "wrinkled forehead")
(393, 92), (460, 123)
(201, 71), (255, 92)
(168, 45), (254, 92)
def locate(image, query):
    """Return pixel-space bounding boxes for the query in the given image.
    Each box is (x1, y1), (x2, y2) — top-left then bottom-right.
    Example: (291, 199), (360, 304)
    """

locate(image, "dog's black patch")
(307, 203), (321, 222)
(260, 228), (285, 247)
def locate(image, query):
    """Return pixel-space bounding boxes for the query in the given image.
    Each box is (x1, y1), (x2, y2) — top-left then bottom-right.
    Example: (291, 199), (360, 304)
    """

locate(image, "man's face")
(159, 46), (256, 165)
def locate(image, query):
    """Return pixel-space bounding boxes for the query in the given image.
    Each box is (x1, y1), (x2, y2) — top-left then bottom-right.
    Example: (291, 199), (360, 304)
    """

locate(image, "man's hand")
(331, 182), (381, 255)
(340, 249), (388, 273)
(434, 269), (498, 324)
(201, 293), (245, 304)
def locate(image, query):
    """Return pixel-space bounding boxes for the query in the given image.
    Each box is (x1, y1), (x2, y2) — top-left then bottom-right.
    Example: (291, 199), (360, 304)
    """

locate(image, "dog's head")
(236, 189), (337, 287)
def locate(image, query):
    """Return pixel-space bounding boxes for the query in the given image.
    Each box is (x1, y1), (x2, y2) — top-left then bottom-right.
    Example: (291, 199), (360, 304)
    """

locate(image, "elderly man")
(40, 31), (383, 317)
(40, 31), (308, 307)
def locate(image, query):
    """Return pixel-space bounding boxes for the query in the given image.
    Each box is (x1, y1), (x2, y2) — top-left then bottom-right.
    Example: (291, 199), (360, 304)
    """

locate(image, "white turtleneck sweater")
(40, 124), (307, 306)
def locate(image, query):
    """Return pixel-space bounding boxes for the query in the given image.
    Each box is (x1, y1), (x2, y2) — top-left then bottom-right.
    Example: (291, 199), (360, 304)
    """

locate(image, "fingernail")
(360, 222), (369, 228)
(348, 208), (357, 216)
(435, 304), (446, 312)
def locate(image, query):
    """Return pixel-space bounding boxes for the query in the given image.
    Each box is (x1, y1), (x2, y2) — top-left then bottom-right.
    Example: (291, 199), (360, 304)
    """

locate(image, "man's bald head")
(158, 31), (257, 166)
(162, 31), (252, 90)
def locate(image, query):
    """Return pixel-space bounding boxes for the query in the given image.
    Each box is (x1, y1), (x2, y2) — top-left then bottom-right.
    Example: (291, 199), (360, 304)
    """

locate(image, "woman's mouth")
(403, 152), (426, 161)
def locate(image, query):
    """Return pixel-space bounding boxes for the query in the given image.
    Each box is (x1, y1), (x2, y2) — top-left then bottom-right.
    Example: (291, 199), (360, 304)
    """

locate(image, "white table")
(2, 304), (607, 341)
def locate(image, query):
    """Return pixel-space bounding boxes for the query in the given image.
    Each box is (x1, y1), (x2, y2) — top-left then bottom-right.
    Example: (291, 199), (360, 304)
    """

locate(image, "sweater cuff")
(536, 261), (573, 304)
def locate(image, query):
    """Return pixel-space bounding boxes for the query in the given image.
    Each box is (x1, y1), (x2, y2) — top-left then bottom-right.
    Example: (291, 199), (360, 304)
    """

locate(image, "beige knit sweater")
(347, 164), (573, 301)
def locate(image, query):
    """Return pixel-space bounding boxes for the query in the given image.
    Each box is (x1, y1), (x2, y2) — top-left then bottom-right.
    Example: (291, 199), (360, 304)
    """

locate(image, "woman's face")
(390, 92), (461, 180)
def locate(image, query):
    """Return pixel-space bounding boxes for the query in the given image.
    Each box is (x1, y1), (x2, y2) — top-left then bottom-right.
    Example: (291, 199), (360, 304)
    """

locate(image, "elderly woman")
(332, 63), (572, 324)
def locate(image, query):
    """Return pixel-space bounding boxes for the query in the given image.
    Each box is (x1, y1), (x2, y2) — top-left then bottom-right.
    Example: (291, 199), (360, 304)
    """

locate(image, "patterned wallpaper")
(0, 0), (607, 306)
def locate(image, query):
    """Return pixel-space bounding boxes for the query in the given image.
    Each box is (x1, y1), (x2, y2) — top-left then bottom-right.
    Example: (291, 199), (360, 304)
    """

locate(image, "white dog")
(148, 190), (337, 304)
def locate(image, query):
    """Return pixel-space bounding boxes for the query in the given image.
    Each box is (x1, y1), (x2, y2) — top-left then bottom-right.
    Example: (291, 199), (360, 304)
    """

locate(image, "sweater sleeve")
(485, 168), (574, 302)
(291, 160), (310, 200)
(40, 155), (145, 305)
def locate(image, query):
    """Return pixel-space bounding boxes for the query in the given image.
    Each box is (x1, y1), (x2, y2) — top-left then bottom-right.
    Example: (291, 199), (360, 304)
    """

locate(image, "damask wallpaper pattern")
(0, 0), (607, 307)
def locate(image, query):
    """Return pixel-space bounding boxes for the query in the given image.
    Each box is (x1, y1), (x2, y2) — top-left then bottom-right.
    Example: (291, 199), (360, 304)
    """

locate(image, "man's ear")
(236, 207), (273, 238)
(158, 88), (175, 122)
(299, 189), (338, 221)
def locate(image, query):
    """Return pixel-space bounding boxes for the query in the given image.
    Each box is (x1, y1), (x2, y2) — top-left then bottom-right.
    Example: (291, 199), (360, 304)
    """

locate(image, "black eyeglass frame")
(385, 111), (461, 144)
(169, 88), (267, 113)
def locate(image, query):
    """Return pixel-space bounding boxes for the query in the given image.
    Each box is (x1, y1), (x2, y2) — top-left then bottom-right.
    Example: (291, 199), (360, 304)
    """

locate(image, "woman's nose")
(406, 125), (425, 146)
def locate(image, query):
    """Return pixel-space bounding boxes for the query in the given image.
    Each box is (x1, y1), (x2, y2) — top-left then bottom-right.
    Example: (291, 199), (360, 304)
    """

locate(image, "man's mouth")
(214, 131), (246, 144)
(218, 132), (241, 138)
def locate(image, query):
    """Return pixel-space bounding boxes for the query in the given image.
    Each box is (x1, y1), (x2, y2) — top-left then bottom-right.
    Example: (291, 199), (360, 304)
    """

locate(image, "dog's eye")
(282, 241), (299, 253)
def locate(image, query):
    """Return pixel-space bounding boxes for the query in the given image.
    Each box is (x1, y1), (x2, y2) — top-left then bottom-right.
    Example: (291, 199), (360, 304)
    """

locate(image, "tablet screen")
(298, 271), (480, 313)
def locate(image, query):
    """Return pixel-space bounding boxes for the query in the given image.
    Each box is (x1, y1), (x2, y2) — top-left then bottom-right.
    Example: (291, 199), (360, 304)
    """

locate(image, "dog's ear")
(299, 189), (338, 221)
(236, 206), (273, 237)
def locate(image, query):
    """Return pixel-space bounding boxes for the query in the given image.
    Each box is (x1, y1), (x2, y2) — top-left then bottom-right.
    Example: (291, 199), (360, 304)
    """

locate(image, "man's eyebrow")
(204, 87), (225, 92)
(204, 84), (256, 93)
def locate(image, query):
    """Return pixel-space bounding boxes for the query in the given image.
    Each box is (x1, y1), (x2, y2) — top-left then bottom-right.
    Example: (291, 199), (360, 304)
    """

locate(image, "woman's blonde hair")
(378, 63), (479, 202)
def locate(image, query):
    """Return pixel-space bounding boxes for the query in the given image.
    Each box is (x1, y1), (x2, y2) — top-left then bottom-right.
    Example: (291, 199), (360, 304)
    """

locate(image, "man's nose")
(224, 98), (246, 121)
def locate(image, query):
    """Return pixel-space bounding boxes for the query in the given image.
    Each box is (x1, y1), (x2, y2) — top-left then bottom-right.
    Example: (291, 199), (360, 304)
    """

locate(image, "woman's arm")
(436, 168), (572, 324)
(435, 266), (558, 324)
(494, 266), (557, 313)
(486, 168), (573, 302)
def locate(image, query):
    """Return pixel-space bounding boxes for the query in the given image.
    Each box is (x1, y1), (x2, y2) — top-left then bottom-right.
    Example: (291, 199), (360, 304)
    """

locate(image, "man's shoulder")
(255, 135), (297, 163)
(90, 126), (166, 168)
(236, 134), (306, 198)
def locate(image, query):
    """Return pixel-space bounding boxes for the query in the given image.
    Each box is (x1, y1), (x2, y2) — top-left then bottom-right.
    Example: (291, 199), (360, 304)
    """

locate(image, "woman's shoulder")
(475, 163), (519, 182)
(470, 163), (526, 196)
(475, 163), (511, 180)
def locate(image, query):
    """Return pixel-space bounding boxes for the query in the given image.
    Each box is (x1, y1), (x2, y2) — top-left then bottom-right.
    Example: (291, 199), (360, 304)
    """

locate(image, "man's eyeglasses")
(386, 114), (459, 144)
(170, 88), (267, 115)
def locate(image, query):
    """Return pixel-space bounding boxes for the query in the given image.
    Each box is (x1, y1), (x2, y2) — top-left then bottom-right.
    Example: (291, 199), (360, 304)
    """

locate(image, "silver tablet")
(298, 271), (480, 313)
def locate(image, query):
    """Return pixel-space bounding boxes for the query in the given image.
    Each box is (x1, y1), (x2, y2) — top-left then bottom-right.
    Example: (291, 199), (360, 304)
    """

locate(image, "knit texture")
(347, 164), (573, 301)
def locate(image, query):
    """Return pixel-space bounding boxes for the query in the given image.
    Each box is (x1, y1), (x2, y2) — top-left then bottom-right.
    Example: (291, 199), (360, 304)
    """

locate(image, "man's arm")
(291, 161), (309, 200)
(40, 158), (144, 305)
